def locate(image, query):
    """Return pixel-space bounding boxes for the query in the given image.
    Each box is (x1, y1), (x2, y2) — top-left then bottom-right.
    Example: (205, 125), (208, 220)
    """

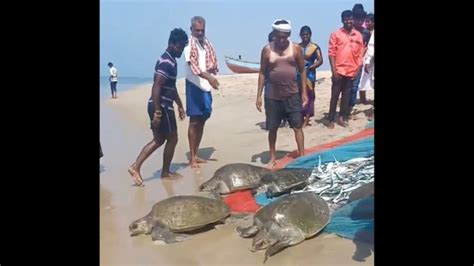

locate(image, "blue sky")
(100, 0), (373, 78)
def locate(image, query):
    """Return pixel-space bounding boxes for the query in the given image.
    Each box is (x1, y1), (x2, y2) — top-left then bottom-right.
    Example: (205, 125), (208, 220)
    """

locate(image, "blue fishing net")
(366, 120), (374, 128)
(324, 196), (374, 242)
(255, 192), (280, 206)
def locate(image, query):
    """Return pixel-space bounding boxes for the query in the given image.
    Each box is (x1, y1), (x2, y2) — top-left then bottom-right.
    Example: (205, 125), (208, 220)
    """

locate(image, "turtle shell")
(150, 195), (230, 232)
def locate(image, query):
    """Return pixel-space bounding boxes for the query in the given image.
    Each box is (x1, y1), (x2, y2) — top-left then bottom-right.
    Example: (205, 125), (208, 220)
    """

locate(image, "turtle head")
(250, 221), (281, 252)
(199, 178), (216, 192)
(129, 215), (152, 237)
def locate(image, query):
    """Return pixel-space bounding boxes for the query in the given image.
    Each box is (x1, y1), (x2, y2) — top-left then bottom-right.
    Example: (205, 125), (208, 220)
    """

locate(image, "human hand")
(151, 113), (162, 129)
(209, 76), (220, 90)
(256, 97), (263, 112)
(178, 107), (185, 120)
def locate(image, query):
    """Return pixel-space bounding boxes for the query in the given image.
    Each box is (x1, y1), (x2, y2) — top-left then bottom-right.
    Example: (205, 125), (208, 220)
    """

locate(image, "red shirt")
(328, 27), (364, 78)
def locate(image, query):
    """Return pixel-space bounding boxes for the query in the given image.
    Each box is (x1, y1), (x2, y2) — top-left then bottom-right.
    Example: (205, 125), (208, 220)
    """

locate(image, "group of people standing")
(114, 5), (374, 186)
(258, 4), (374, 168)
(127, 16), (220, 186)
(328, 4), (375, 128)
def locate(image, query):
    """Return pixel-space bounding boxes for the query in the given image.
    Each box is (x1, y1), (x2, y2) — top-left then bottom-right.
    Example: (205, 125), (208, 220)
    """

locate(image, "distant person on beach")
(256, 19), (308, 169)
(327, 10), (364, 129)
(184, 16), (220, 168)
(127, 28), (188, 186)
(107, 62), (118, 99)
(297, 25), (323, 127)
(348, 6), (371, 111)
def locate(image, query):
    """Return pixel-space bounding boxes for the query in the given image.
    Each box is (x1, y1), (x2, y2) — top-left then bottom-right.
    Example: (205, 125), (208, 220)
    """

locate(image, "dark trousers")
(110, 81), (117, 94)
(349, 68), (363, 107)
(328, 76), (353, 122)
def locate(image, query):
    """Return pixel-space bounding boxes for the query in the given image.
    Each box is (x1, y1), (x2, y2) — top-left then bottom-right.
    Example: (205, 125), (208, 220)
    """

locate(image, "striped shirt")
(149, 51), (177, 110)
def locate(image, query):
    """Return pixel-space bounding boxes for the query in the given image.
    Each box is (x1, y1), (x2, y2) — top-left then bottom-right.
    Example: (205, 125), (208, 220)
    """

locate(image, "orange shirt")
(328, 27), (364, 78)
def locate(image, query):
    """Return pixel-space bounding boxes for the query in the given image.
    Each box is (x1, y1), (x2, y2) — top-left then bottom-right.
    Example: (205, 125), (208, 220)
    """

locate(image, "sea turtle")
(129, 195), (230, 243)
(257, 168), (312, 198)
(236, 192), (331, 262)
(199, 163), (270, 195)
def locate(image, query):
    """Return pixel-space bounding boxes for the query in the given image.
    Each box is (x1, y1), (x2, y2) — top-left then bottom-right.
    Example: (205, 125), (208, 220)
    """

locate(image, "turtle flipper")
(226, 213), (252, 224)
(263, 225), (305, 262)
(236, 225), (259, 238)
(151, 223), (192, 243)
(264, 241), (290, 263)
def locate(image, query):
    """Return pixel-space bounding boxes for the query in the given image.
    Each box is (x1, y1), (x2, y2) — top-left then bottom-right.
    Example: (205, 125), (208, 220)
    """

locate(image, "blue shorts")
(147, 102), (177, 135)
(185, 79), (212, 120)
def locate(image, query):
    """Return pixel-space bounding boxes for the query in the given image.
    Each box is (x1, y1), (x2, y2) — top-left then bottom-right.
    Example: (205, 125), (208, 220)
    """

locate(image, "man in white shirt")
(362, 30), (374, 120)
(184, 16), (220, 168)
(108, 62), (118, 99)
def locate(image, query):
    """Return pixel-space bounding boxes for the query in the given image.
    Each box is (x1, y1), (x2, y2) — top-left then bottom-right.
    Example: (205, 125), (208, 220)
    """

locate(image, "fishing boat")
(224, 55), (260, 74)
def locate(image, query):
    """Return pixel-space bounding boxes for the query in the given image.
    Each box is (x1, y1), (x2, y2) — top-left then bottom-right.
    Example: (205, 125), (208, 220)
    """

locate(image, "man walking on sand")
(184, 16), (220, 168)
(127, 28), (188, 186)
(256, 19), (308, 169)
(327, 10), (364, 128)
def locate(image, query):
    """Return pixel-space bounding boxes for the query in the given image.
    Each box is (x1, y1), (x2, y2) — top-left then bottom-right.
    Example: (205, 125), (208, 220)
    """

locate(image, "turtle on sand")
(257, 168), (312, 198)
(129, 195), (230, 243)
(199, 163), (270, 195)
(236, 192), (331, 262)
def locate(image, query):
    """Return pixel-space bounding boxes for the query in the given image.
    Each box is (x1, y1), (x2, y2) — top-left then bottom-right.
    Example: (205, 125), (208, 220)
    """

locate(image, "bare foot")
(337, 118), (348, 127)
(266, 160), (277, 170)
(189, 160), (200, 168)
(327, 122), (335, 129)
(195, 157), (207, 163)
(128, 165), (144, 186)
(161, 171), (183, 180)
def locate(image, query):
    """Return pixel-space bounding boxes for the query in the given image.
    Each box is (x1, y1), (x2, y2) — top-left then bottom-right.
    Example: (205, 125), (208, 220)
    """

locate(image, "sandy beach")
(100, 71), (374, 265)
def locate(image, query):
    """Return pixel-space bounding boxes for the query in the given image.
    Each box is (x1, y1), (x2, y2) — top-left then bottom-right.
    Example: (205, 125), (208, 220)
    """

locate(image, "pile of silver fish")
(293, 156), (374, 209)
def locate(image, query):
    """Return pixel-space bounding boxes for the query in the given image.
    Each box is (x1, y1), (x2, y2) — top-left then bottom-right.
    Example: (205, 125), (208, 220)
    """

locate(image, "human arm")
(364, 32), (374, 73)
(307, 46), (323, 71)
(174, 90), (185, 120)
(150, 73), (167, 128)
(186, 45), (220, 90)
(328, 32), (341, 80)
(256, 46), (269, 112)
(295, 45), (308, 108)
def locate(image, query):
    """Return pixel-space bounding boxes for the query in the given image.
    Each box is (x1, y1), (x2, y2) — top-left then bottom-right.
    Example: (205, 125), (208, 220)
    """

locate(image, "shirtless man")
(256, 19), (308, 169)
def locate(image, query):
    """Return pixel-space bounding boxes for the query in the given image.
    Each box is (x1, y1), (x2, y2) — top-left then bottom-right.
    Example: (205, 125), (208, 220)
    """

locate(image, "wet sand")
(100, 71), (374, 265)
